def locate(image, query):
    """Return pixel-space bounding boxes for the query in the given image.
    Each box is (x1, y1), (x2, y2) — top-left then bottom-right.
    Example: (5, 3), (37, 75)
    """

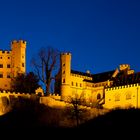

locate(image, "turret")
(119, 64), (130, 71)
(60, 52), (71, 100)
(11, 40), (26, 77)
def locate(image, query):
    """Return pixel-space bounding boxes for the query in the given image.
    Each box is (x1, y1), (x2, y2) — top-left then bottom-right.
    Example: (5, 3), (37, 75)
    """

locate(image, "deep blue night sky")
(0, 0), (140, 74)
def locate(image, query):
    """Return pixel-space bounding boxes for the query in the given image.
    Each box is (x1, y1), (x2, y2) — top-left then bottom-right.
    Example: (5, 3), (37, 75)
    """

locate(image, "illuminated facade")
(0, 40), (26, 90)
(55, 52), (140, 109)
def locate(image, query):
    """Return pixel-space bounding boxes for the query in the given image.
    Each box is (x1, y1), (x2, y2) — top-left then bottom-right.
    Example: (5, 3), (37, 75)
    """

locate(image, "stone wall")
(0, 91), (31, 115)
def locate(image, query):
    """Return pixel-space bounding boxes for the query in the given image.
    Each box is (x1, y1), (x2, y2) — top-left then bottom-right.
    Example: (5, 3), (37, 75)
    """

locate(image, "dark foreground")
(0, 106), (140, 139)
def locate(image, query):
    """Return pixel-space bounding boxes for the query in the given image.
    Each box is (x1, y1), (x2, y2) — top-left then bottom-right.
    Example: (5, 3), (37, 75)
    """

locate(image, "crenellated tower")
(0, 40), (26, 90)
(60, 52), (71, 100)
(11, 40), (26, 77)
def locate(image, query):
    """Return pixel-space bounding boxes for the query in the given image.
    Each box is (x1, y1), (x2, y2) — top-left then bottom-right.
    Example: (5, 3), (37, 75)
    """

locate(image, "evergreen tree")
(11, 72), (40, 94)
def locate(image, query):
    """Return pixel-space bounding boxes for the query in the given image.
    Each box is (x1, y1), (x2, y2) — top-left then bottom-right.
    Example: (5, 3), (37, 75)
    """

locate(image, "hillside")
(0, 96), (140, 138)
(78, 107), (140, 137)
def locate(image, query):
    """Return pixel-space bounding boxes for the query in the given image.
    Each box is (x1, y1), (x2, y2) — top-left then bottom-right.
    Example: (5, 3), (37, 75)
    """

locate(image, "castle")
(55, 52), (140, 109)
(1, 40), (140, 110)
(0, 40), (26, 90)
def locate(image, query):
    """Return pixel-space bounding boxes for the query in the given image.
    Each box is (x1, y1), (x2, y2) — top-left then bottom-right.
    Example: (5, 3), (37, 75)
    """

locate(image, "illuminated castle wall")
(104, 84), (140, 109)
(0, 40), (26, 90)
(55, 52), (140, 109)
(56, 52), (113, 101)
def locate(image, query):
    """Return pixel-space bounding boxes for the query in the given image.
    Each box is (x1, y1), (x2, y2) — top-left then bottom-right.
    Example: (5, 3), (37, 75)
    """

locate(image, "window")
(71, 82), (73, 86)
(0, 64), (3, 68)
(126, 93), (131, 100)
(7, 64), (10, 68)
(115, 94), (120, 101)
(63, 79), (65, 83)
(0, 56), (2, 59)
(63, 71), (65, 74)
(8, 57), (10, 59)
(22, 63), (24, 67)
(76, 83), (78, 86)
(97, 93), (101, 100)
(0, 73), (3, 78)
(80, 83), (82, 87)
(7, 73), (10, 78)
(63, 63), (65, 66)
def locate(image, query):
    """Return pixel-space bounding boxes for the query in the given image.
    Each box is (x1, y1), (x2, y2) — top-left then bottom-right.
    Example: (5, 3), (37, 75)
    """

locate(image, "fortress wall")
(0, 91), (31, 115)
(104, 84), (140, 109)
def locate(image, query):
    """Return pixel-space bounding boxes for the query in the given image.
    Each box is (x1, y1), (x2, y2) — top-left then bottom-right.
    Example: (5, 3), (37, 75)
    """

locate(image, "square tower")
(0, 40), (26, 90)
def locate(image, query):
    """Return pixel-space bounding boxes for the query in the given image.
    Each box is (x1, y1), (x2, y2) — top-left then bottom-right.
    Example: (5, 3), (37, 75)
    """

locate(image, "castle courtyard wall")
(104, 83), (140, 109)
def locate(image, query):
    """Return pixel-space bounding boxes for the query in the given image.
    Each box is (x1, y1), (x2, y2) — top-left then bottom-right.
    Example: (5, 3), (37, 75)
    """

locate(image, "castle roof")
(71, 70), (92, 77)
(71, 69), (115, 83)
(111, 71), (140, 86)
(71, 68), (140, 85)
(92, 70), (115, 83)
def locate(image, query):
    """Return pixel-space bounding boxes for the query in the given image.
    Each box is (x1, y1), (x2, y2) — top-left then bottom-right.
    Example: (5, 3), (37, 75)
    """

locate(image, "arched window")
(126, 93), (131, 100)
(115, 94), (120, 101)
(71, 82), (74, 86)
(97, 93), (101, 100)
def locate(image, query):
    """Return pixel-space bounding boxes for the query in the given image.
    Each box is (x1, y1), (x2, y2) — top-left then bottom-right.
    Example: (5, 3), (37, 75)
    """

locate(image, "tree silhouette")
(31, 47), (60, 95)
(11, 72), (40, 93)
(67, 93), (85, 127)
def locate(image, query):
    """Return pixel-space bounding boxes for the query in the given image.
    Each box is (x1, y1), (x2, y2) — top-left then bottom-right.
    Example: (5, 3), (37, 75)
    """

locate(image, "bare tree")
(67, 93), (86, 127)
(31, 46), (60, 95)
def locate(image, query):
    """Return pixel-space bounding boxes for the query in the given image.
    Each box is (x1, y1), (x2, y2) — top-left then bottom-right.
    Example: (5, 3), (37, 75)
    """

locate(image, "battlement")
(11, 40), (26, 45)
(0, 90), (31, 95)
(105, 83), (139, 91)
(0, 50), (11, 54)
(61, 52), (71, 56)
(119, 64), (130, 71)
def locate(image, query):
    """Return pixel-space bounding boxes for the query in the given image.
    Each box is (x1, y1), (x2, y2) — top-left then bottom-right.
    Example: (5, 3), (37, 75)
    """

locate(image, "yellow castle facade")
(55, 52), (140, 109)
(0, 40), (26, 90)
(1, 39), (140, 110)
